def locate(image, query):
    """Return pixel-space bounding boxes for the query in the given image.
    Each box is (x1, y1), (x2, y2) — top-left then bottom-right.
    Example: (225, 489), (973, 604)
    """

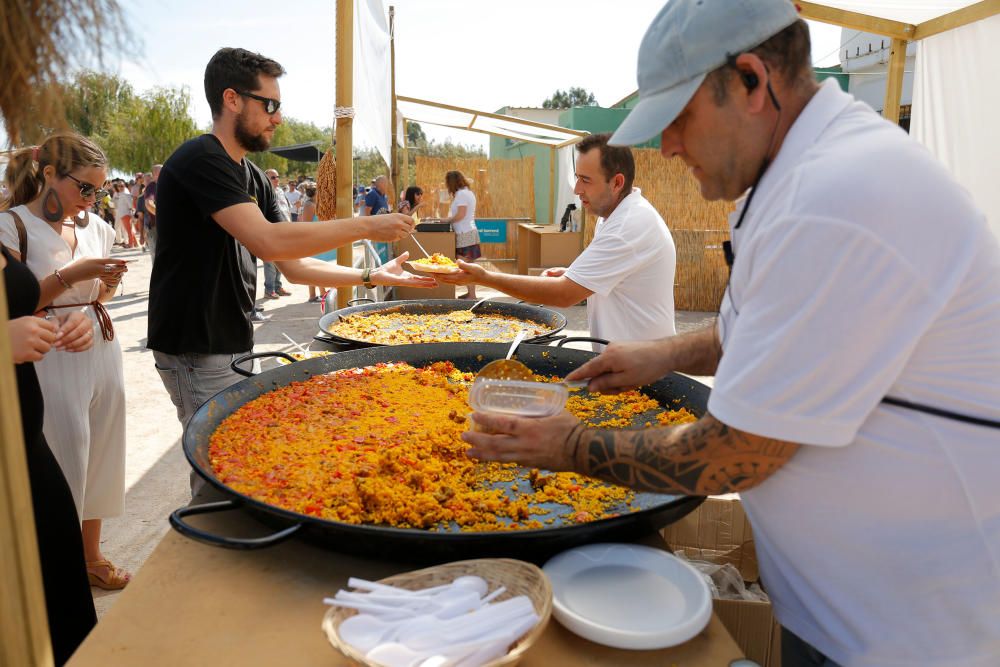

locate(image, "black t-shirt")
(147, 134), (282, 354)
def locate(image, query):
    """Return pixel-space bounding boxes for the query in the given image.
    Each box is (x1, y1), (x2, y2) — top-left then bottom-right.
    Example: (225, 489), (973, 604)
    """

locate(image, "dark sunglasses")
(235, 90), (281, 115)
(64, 173), (110, 200)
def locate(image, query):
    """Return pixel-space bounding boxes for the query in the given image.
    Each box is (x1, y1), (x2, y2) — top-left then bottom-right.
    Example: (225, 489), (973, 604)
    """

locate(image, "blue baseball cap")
(610, 0), (799, 146)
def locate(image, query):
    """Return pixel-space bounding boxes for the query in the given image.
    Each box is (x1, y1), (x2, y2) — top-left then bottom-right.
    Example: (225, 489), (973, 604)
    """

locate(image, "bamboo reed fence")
(414, 156), (535, 262)
(414, 152), (729, 310)
(581, 149), (734, 312)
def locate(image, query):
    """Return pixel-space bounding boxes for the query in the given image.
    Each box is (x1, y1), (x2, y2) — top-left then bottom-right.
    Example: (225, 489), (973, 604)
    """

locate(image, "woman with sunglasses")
(0, 132), (132, 591)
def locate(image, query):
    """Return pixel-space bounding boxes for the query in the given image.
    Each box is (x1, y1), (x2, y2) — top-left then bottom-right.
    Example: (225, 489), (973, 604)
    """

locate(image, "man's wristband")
(361, 267), (376, 290)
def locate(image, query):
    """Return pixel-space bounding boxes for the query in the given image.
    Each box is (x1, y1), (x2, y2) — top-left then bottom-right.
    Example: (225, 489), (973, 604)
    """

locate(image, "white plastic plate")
(403, 261), (462, 275)
(543, 543), (712, 650)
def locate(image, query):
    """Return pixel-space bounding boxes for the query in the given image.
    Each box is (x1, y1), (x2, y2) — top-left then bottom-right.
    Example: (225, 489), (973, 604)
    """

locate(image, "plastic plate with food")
(406, 253), (462, 274)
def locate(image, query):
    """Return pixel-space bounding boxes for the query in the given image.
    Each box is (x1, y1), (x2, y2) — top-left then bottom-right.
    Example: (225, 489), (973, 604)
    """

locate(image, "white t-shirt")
(449, 188), (477, 234)
(113, 191), (133, 220)
(711, 80), (1000, 666)
(285, 188), (301, 211)
(0, 205), (114, 306)
(564, 188), (676, 343)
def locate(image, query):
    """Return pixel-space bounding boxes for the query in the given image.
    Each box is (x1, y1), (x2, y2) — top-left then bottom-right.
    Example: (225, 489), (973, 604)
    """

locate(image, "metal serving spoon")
(477, 330), (531, 381)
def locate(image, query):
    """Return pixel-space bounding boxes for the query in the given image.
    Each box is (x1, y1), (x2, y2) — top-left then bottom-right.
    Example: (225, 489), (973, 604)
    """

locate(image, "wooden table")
(516, 223), (582, 275)
(69, 499), (743, 666)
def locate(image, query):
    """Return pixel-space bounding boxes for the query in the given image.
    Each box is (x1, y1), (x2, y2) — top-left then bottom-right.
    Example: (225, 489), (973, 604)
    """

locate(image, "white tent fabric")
(396, 99), (585, 147)
(814, 1), (980, 23)
(353, 0), (392, 167)
(911, 12), (1000, 238)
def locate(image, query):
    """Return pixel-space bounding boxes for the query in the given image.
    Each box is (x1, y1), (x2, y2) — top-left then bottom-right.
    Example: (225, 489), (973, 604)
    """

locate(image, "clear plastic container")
(468, 377), (568, 417)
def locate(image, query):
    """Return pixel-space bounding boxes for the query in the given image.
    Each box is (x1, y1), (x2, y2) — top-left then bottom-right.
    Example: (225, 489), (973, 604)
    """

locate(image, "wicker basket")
(322, 558), (552, 667)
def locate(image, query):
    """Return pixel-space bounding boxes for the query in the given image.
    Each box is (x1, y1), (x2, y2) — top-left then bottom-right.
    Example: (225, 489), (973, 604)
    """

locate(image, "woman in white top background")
(441, 170), (480, 299)
(0, 133), (132, 590)
(112, 180), (135, 248)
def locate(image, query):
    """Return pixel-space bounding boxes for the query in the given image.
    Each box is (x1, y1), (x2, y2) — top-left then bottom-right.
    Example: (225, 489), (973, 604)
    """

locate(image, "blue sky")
(3, 0), (844, 149)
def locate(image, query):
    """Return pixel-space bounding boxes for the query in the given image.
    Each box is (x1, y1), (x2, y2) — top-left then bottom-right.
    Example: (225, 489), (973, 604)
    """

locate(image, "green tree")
(542, 87), (598, 109)
(103, 86), (199, 174)
(60, 70), (135, 138)
(246, 117), (331, 179)
(406, 121), (427, 146)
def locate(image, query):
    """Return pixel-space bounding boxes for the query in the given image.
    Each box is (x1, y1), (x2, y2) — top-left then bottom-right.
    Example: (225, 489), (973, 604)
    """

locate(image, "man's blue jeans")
(264, 262), (283, 293)
(152, 350), (259, 494)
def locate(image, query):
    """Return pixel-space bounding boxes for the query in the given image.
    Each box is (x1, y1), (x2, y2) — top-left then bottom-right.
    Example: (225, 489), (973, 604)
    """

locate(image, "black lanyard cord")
(882, 396), (1000, 430)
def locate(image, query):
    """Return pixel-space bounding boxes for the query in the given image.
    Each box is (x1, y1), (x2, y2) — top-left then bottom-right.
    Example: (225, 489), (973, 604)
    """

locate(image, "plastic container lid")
(468, 377), (568, 417)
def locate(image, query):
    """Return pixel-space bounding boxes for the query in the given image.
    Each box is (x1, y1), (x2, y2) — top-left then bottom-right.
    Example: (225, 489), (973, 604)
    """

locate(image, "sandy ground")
(92, 245), (716, 615)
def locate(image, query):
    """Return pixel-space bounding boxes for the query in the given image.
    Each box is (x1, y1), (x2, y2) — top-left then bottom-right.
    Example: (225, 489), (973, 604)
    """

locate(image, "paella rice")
(327, 311), (547, 345)
(209, 362), (696, 531)
(412, 253), (459, 268)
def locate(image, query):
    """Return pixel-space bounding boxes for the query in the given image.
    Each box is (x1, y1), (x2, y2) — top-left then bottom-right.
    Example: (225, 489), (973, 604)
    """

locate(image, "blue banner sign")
(477, 220), (507, 244)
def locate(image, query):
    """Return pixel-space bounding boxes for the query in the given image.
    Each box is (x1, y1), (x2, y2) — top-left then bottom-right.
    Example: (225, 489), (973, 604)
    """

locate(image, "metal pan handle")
(313, 333), (343, 346)
(556, 336), (610, 348)
(169, 499), (302, 550)
(230, 351), (297, 377)
(530, 333), (567, 346)
(348, 297), (374, 306)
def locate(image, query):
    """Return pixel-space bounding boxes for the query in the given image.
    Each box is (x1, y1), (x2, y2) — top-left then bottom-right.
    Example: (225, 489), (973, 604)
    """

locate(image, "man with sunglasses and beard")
(149, 48), (431, 459)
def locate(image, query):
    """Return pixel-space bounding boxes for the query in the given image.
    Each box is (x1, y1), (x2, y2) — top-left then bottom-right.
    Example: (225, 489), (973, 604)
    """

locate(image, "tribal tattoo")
(573, 414), (798, 495)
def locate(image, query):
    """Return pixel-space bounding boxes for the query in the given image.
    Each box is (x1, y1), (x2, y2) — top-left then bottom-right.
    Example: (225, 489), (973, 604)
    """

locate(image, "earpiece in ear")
(741, 72), (759, 91)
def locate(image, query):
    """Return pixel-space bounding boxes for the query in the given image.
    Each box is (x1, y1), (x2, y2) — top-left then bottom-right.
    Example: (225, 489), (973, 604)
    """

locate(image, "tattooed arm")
(566, 324), (723, 395)
(464, 411), (798, 495)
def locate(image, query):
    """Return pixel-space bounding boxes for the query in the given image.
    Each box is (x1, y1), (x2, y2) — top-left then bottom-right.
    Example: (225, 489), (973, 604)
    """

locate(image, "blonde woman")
(0, 133), (131, 590)
(441, 170), (480, 299)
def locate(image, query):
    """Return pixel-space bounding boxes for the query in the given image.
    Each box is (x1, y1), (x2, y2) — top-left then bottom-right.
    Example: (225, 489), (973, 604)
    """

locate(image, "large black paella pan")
(315, 298), (567, 348)
(170, 341), (710, 563)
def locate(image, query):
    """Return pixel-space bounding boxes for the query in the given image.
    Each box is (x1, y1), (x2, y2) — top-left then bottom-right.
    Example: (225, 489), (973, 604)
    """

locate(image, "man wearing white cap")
(462, 1), (1000, 665)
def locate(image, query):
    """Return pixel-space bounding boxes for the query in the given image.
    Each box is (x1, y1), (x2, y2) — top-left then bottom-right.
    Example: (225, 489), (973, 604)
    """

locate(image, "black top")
(4, 245), (43, 440)
(147, 134), (283, 354)
(4, 245), (99, 664)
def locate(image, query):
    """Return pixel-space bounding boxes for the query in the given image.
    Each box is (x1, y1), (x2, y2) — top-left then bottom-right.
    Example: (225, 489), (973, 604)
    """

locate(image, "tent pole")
(914, 0), (1000, 40)
(549, 146), (556, 225)
(389, 6), (399, 208)
(402, 119), (409, 191)
(883, 38), (907, 124)
(335, 0), (354, 309)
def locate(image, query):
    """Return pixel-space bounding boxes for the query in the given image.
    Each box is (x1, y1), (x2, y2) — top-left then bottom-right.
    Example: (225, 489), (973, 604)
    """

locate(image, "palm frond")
(0, 0), (135, 145)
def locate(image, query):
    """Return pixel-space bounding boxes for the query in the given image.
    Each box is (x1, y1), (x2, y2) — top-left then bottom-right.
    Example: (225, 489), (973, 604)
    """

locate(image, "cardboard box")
(661, 497), (782, 667)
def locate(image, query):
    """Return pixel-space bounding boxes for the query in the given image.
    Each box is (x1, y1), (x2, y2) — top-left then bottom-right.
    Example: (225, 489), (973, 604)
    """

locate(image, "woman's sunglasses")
(65, 173), (110, 200)
(236, 90), (281, 115)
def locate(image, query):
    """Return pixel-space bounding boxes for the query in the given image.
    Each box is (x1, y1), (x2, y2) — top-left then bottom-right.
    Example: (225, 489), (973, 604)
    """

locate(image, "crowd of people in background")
(86, 170), (159, 253)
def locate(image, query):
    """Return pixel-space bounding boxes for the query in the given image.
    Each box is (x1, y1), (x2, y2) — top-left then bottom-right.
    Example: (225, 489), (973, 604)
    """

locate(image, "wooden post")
(401, 119), (410, 191)
(883, 37), (907, 125)
(548, 146), (556, 225)
(389, 6), (398, 208)
(0, 271), (54, 667)
(335, 0), (354, 309)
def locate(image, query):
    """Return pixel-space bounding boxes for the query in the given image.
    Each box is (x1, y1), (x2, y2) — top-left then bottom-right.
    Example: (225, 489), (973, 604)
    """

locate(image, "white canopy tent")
(799, 1), (1000, 237)
(394, 95), (588, 227)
